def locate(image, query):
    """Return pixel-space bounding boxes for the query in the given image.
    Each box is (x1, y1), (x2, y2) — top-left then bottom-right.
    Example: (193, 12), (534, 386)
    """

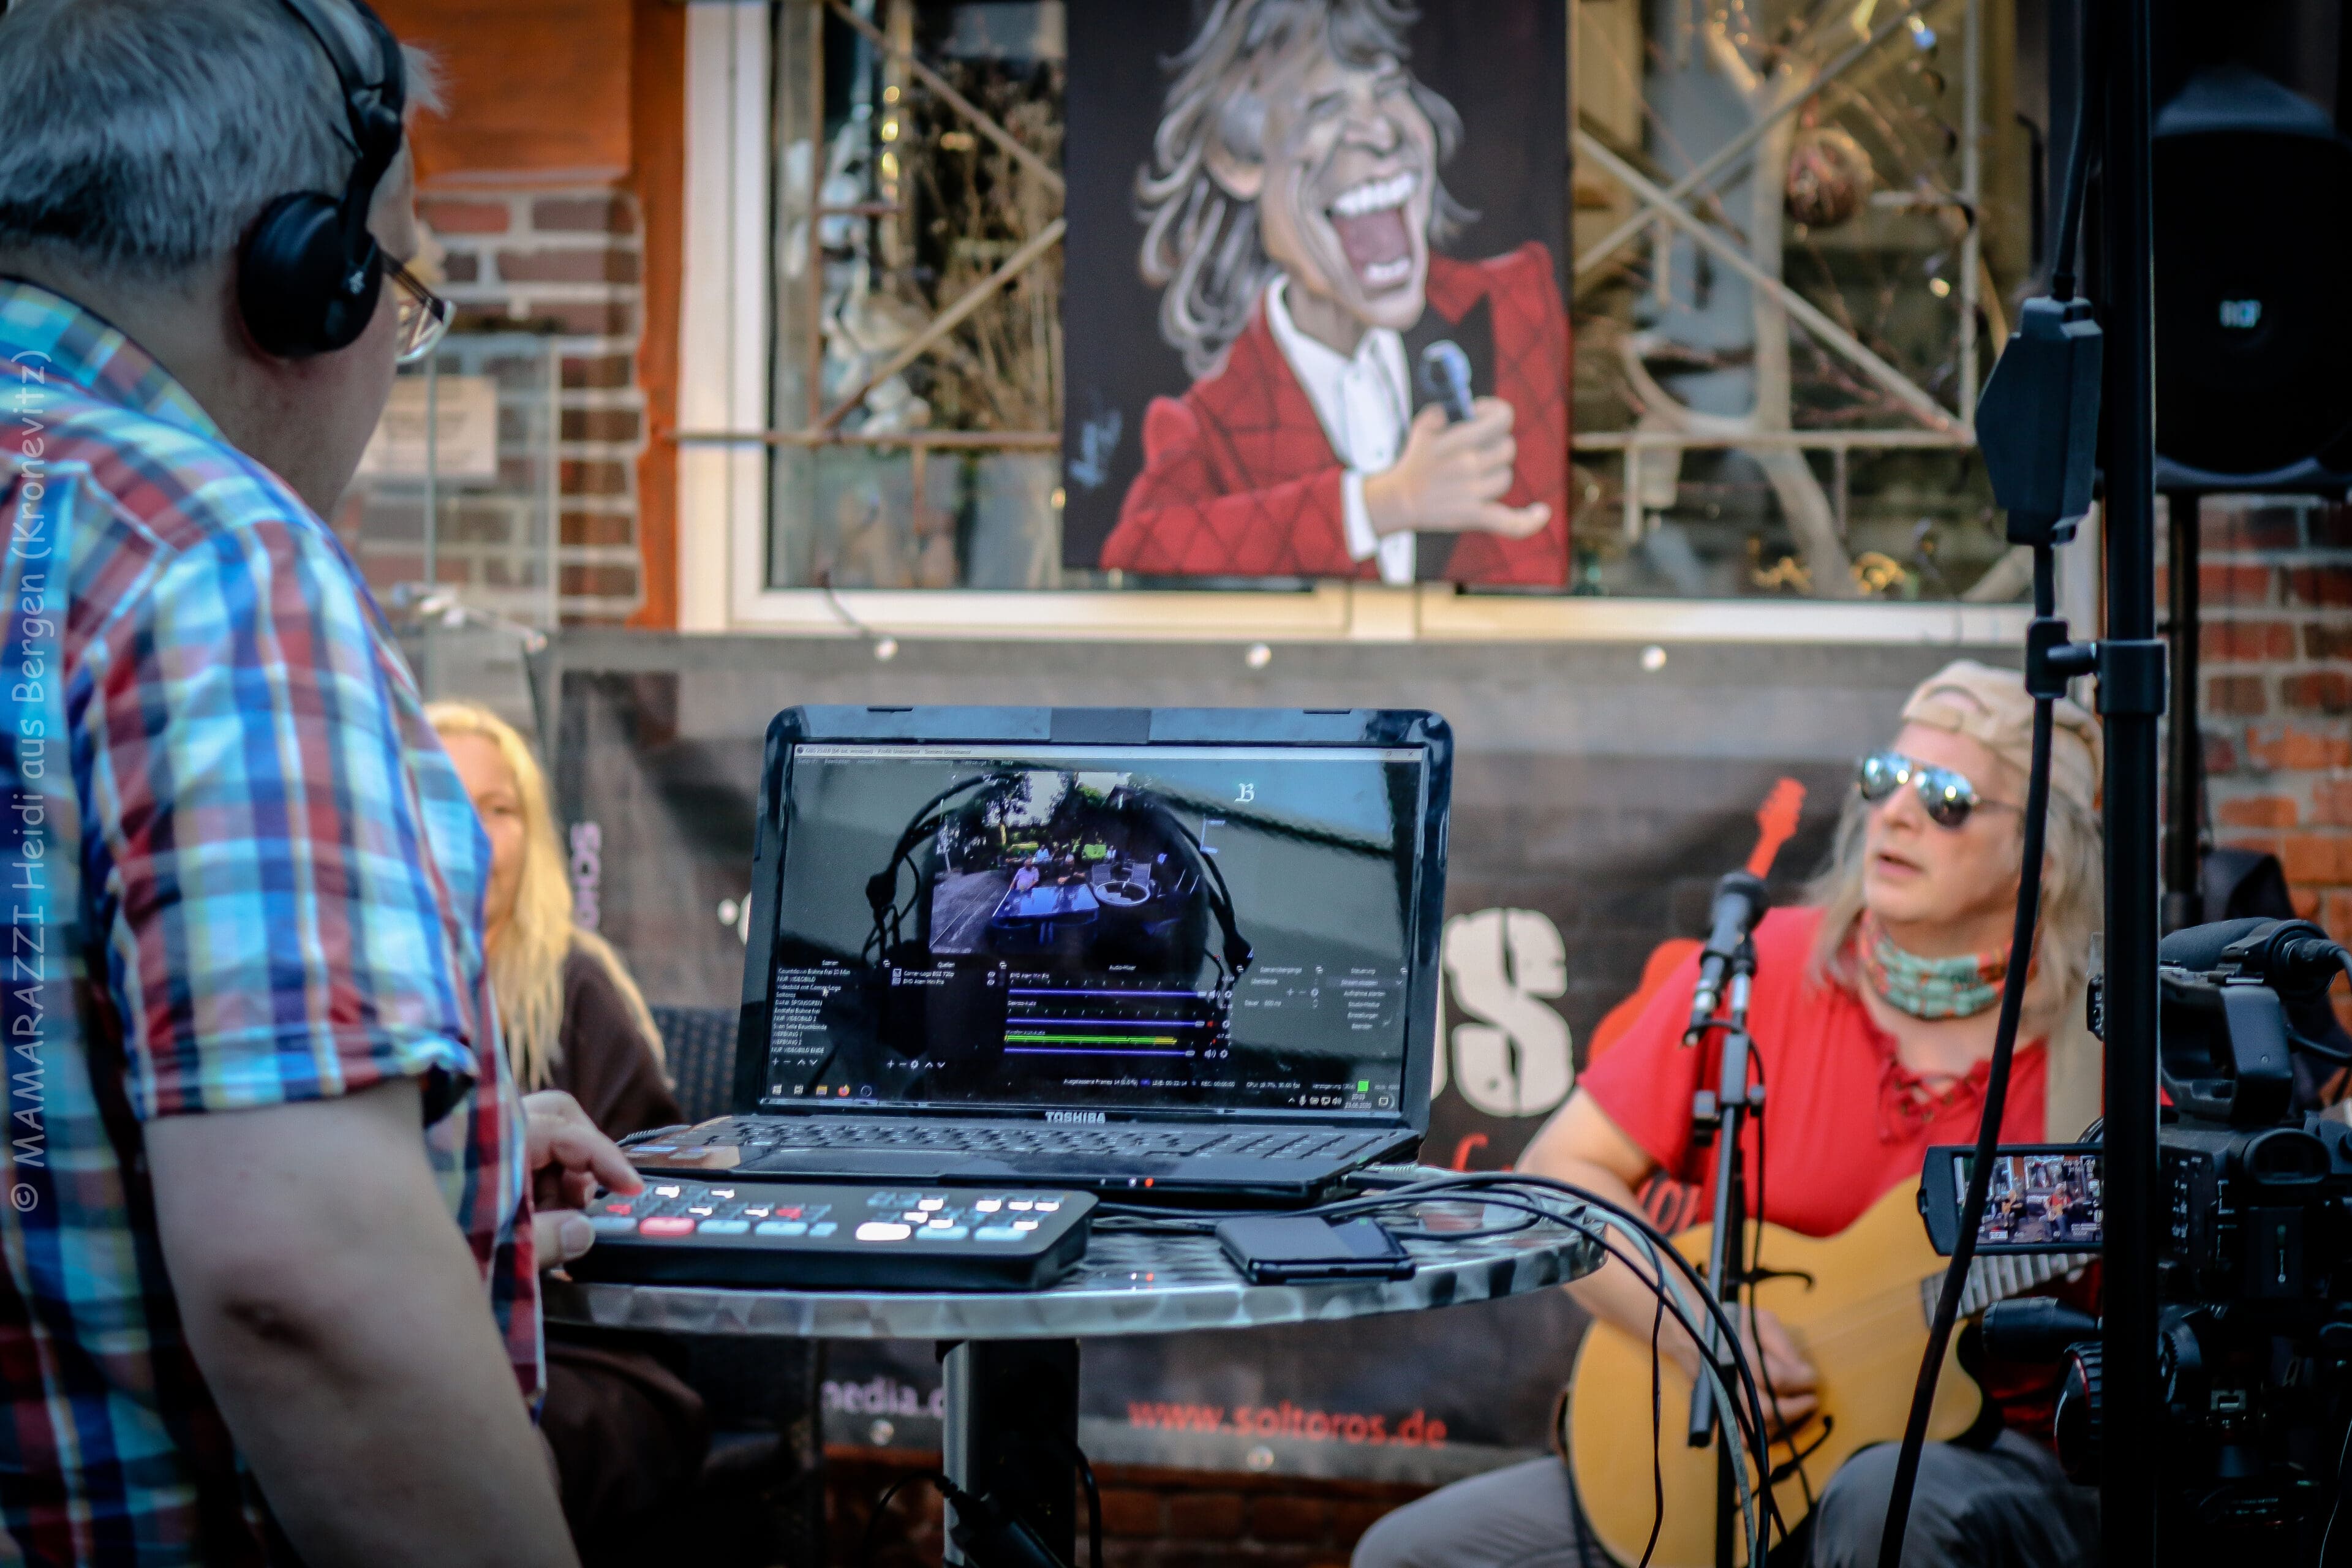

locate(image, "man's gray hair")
(1136, 0), (1470, 379)
(0, 0), (439, 288)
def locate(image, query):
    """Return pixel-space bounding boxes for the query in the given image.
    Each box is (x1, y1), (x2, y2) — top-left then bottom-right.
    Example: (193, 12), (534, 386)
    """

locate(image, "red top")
(1580, 906), (2049, 1239)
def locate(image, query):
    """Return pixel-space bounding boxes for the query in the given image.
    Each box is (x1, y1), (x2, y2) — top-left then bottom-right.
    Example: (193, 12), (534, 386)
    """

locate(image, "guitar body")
(1568, 1180), (1981, 1567)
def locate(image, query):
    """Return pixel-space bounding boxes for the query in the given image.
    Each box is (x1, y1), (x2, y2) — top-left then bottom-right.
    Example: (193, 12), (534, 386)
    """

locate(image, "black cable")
(2049, 8), (2103, 301)
(1874, 546), (2060, 1568)
(1642, 1286), (1667, 1568)
(1093, 1165), (1790, 1521)
(1046, 1427), (1104, 1568)
(862, 1469), (953, 1568)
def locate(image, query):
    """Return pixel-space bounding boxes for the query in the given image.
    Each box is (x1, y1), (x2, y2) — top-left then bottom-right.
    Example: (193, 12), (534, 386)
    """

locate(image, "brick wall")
(2182, 494), (2352, 1022)
(830, 1448), (1435, 1568)
(419, 187), (647, 624)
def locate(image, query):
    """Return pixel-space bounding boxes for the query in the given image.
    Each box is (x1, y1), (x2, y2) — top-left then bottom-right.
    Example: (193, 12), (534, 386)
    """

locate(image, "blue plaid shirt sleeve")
(85, 513), (489, 1120)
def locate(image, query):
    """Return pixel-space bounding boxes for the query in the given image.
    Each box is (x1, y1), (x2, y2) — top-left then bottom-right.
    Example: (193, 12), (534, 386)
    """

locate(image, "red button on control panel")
(639, 1217), (697, 1237)
(604, 1204), (633, 1216)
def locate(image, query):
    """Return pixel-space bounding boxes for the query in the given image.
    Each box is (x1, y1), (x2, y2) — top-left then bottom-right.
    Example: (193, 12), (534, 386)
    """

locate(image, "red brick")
(561, 511), (636, 549)
(2201, 619), (2296, 662)
(2218, 795), (2299, 828)
(560, 459), (630, 497)
(440, 252), (480, 284)
(531, 299), (636, 336)
(2207, 733), (2244, 777)
(559, 563), (638, 599)
(2296, 888), (2324, 919)
(2313, 780), (2352, 826)
(563, 353), (635, 390)
(2247, 727), (2352, 771)
(2323, 890), (2352, 945)
(2286, 566), (2352, 608)
(2203, 564), (2277, 605)
(498, 247), (639, 285)
(1098, 1488), (1162, 1537)
(1250, 1495), (1331, 1543)
(1167, 1491), (1246, 1538)
(1332, 1499), (1394, 1542)
(562, 408), (643, 443)
(2208, 674), (2268, 716)
(2276, 833), (2352, 886)
(2305, 623), (2352, 661)
(2283, 671), (2352, 715)
(420, 198), (509, 235)
(2203, 505), (2303, 552)
(2313, 504), (2352, 551)
(532, 195), (634, 235)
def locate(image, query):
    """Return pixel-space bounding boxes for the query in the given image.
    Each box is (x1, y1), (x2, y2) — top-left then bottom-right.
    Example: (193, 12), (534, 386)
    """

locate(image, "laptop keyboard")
(718, 1120), (1389, 1164)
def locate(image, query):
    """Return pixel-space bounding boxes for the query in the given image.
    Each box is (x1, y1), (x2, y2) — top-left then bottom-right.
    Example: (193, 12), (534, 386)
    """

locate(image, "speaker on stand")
(2139, 11), (2352, 929)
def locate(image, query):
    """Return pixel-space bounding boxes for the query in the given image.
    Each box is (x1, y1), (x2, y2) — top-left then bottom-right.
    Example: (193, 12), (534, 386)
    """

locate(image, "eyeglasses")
(1856, 750), (2018, 830)
(388, 258), (451, 364)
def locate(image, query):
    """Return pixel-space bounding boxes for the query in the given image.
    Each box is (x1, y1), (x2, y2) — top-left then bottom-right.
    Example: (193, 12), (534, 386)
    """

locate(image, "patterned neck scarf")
(1858, 913), (2012, 1020)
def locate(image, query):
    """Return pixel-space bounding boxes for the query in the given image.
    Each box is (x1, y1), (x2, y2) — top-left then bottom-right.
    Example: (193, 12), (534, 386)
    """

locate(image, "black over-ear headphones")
(238, 0), (407, 358)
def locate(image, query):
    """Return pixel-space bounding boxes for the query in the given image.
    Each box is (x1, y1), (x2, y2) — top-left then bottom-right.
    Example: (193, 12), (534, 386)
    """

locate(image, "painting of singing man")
(1062, 0), (1570, 585)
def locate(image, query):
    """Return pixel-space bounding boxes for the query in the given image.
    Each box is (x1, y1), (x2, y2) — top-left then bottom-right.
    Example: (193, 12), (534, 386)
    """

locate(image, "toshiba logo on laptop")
(1044, 1111), (1108, 1124)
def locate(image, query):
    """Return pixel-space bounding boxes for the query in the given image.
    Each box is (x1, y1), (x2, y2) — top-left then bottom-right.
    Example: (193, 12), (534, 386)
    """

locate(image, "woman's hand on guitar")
(1670, 1306), (1819, 1436)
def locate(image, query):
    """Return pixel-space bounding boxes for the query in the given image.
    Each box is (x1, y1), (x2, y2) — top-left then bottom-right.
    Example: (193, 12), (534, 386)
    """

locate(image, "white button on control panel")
(857, 1221), (914, 1242)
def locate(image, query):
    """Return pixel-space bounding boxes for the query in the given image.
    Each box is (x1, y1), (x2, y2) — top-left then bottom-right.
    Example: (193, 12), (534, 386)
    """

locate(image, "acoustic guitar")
(1567, 1178), (2089, 1567)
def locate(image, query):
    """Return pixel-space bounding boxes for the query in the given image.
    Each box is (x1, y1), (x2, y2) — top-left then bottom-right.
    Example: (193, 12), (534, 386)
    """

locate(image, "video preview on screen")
(761, 744), (1428, 1119)
(1966, 1150), (2104, 1249)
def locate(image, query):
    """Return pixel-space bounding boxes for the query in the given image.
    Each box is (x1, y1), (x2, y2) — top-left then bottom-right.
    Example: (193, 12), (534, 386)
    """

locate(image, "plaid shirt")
(0, 280), (537, 1564)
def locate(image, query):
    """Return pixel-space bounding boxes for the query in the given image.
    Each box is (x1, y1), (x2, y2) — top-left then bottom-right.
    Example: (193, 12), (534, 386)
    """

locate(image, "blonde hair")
(426, 701), (662, 1091)
(1803, 768), (2107, 1140)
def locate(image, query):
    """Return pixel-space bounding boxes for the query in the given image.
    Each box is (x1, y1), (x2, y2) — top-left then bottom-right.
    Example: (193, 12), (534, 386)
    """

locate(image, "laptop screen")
(757, 742), (1429, 1121)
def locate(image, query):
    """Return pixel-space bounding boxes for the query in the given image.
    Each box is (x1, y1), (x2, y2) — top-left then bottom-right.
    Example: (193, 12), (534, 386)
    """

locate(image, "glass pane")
(768, 0), (1072, 590)
(333, 333), (559, 708)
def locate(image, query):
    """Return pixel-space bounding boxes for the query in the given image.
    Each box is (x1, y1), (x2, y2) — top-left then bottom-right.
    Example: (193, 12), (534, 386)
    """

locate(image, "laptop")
(627, 706), (1451, 1199)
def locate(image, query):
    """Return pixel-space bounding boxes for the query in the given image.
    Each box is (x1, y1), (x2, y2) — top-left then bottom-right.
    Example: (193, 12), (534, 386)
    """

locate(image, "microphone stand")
(1685, 931), (1762, 1568)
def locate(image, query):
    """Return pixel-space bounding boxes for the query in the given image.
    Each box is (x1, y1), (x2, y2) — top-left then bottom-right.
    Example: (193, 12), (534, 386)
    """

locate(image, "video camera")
(1919, 917), (2352, 1555)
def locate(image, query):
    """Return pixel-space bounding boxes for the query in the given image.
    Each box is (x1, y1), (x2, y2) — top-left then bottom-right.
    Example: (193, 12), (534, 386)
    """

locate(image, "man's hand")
(1362, 400), (1551, 539)
(524, 1090), (639, 1270)
(1668, 1305), (1819, 1437)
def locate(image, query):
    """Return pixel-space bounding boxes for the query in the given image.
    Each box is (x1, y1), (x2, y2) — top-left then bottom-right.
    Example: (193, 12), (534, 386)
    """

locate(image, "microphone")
(2163, 917), (2352, 1000)
(1684, 872), (1771, 1042)
(1417, 341), (1476, 423)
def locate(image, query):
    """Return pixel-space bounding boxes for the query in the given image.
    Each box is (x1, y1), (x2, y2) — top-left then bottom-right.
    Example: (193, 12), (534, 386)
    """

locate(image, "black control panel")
(567, 1178), (1096, 1292)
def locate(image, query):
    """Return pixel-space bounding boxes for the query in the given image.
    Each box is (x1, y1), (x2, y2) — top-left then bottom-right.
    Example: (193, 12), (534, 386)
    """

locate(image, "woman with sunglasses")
(1355, 660), (2104, 1568)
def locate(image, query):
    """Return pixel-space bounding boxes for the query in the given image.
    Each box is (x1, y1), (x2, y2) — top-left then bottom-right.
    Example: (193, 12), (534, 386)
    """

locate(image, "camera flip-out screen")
(1920, 1143), (2105, 1256)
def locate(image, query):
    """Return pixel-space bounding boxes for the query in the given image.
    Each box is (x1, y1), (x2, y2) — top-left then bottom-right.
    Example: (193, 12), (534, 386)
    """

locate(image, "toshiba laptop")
(628, 706), (1450, 1198)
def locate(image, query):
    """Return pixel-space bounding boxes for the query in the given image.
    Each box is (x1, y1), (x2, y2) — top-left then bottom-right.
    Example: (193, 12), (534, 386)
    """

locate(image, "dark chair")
(650, 1005), (739, 1124)
(643, 1005), (826, 1566)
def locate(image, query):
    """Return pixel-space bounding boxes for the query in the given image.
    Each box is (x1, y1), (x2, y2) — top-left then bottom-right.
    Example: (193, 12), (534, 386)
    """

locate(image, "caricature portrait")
(1060, 0), (1570, 584)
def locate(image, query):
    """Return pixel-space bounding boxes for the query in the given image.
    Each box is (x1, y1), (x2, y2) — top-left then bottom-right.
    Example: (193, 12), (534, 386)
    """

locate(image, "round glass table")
(544, 1173), (1602, 1564)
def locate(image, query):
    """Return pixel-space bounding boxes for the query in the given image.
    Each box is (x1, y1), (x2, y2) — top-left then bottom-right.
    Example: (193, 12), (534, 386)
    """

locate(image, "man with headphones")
(0, 2), (626, 1562)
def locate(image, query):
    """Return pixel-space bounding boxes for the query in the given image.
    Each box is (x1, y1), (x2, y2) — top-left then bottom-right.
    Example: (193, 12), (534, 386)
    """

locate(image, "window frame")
(673, 0), (2057, 652)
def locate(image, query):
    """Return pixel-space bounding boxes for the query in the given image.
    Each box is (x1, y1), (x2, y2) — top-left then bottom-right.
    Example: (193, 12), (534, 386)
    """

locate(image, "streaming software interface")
(761, 744), (1428, 1120)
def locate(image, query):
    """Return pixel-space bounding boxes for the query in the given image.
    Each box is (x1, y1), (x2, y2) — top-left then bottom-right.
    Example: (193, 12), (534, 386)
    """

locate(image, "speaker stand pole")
(2163, 488), (2201, 933)
(2099, 0), (2163, 1559)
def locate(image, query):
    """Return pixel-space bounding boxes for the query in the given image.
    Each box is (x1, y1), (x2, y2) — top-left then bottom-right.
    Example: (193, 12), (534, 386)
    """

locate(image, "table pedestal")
(940, 1338), (1080, 1565)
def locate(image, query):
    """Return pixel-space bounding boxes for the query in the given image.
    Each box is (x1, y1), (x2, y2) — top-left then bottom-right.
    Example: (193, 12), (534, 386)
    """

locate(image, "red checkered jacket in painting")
(1101, 244), (1570, 585)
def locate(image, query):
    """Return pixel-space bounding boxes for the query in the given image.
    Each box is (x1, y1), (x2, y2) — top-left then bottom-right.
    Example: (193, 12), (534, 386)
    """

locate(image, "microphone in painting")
(1417, 341), (1476, 423)
(1684, 871), (1770, 1044)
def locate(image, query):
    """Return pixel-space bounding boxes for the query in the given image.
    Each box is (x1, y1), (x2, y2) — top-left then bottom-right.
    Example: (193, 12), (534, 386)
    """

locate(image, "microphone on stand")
(1417, 341), (1476, 423)
(1684, 871), (1771, 1043)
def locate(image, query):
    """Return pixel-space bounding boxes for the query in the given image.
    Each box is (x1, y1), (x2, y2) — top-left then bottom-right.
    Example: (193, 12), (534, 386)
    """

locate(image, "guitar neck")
(1918, 1249), (2097, 1323)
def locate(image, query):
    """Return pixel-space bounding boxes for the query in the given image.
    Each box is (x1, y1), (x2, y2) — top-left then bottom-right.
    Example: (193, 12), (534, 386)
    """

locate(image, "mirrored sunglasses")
(1856, 749), (2015, 830)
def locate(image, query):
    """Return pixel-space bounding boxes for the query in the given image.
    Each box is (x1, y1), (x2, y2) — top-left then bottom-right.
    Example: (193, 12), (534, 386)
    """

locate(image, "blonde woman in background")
(429, 702), (703, 1564)
(429, 701), (682, 1137)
